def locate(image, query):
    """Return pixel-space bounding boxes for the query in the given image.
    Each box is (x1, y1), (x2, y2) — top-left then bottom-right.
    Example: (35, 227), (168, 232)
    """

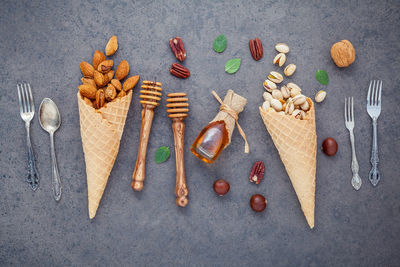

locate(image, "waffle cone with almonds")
(77, 90), (132, 219)
(259, 98), (317, 228)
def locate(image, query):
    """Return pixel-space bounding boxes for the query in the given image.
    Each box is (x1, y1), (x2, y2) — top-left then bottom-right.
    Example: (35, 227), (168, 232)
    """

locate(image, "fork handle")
(349, 130), (362, 190)
(25, 123), (39, 191)
(369, 118), (380, 186)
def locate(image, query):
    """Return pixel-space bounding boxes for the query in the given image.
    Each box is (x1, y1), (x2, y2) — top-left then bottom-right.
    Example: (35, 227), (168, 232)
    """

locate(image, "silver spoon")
(39, 98), (62, 201)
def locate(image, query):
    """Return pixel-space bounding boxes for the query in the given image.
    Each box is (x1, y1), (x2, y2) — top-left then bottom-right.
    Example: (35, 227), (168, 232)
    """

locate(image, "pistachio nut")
(284, 64), (296, 77)
(315, 90), (327, 103)
(292, 109), (303, 120)
(263, 79), (277, 92)
(263, 92), (273, 102)
(275, 43), (290, 54)
(262, 101), (270, 111)
(300, 100), (310, 111)
(270, 98), (282, 112)
(292, 94), (307, 106)
(278, 111), (285, 115)
(281, 85), (291, 99)
(273, 53), (286, 67)
(285, 100), (295, 115)
(268, 71), (284, 84)
(287, 82), (302, 97)
(272, 89), (284, 100)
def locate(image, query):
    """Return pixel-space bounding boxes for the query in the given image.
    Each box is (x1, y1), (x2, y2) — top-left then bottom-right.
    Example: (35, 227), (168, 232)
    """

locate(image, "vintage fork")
(345, 97), (362, 190)
(17, 83), (39, 190)
(367, 80), (382, 186)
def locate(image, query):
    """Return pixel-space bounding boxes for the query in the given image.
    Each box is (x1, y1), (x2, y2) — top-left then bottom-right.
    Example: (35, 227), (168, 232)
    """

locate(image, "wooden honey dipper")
(131, 80), (162, 191)
(166, 92), (189, 207)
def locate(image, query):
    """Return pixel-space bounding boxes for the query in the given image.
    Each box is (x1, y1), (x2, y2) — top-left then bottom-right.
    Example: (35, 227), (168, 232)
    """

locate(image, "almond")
(95, 89), (105, 109)
(115, 60), (129, 80)
(123, 75), (140, 91)
(117, 90), (126, 98)
(106, 70), (114, 82)
(80, 61), (94, 78)
(92, 50), (105, 69)
(97, 60), (113, 73)
(94, 70), (108, 87)
(105, 35), (118, 56)
(111, 79), (122, 91)
(81, 77), (97, 88)
(105, 83), (117, 101)
(78, 84), (97, 99)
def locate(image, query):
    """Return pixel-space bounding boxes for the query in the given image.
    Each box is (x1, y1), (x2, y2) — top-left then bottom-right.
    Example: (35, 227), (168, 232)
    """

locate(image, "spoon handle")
(50, 132), (62, 201)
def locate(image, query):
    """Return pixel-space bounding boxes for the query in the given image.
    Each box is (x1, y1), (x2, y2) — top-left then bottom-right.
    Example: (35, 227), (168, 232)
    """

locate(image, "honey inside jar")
(190, 120), (229, 164)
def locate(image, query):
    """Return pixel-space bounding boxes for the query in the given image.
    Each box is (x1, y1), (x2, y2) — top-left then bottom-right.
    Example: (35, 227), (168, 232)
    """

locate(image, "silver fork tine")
(17, 84), (23, 114)
(351, 97), (354, 122)
(21, 83), (28, 113)
(27, 83), (34, 111)
(371, 80), (376, 105)
(367, 81), (372, 106)
(374, 81), (379, 105)
(344, 97), (347, 120)
(378, 81), (382, 105)
(23, 83), (31, 113)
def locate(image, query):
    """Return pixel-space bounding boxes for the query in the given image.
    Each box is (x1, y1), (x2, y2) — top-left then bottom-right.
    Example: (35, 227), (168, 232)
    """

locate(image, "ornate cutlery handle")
(369, 118), (380, 186)
(349, 130), (362, 190)
(25, 123), (39, 190)
(50, 132), (62, 201)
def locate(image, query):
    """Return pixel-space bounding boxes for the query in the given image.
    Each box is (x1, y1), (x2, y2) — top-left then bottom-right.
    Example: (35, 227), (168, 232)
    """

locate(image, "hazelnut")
(250, 194), (267, 212)
(322, 137), (338, 156)
(213, 179), (230, 196)
(330, 40), (355, 67)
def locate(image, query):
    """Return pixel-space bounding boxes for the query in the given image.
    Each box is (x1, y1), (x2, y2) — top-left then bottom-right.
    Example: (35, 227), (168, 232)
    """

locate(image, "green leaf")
(213, 34), (227, 53)
(315, 69), (329, 85)
(225, 58), (241, 74)
(154, 146), (170, 164)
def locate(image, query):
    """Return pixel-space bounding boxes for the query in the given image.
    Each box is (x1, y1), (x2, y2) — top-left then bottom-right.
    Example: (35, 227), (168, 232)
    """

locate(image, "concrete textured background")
(1, 0), (399, 266)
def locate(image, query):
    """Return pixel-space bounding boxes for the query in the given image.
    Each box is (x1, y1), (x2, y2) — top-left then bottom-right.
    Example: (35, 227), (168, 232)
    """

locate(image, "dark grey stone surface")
(1, 0), (399, 266)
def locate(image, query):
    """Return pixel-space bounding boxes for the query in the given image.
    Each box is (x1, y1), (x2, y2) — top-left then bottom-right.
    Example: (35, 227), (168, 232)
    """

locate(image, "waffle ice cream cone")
(77, 91), (132, 219)
(259, 98), (317, 228)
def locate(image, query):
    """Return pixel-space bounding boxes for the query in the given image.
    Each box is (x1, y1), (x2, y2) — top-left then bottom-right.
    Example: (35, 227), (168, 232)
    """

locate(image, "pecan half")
(249, 38), (263, 61)
(170, 63), (190, 79)
(169, 37), (186, 62)
(249, 161), (265, 184)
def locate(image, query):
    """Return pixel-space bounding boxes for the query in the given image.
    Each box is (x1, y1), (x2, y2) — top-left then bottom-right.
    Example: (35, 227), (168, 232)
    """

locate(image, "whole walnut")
(330, 40), (356, 67)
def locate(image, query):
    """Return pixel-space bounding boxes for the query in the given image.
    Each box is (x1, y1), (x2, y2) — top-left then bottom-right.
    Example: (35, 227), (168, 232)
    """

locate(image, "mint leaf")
(213, 34), (227, 53)
(225, 58), (241, 74)
(154, 146), (170, 164)
(315, 69), (329, 85)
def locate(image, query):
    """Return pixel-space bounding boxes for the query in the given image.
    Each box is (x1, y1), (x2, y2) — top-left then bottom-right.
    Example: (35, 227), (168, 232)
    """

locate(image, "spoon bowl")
(39, 98), (62, 201)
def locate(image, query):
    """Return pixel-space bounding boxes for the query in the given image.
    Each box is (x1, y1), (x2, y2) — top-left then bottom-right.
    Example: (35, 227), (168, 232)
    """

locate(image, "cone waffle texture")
(77, 91), (132, 219)
(259, 98), (317, 228)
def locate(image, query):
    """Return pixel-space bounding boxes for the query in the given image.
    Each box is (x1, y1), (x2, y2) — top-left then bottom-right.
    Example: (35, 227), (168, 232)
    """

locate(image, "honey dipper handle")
(172, 119), (188, 207)
(132, 106), (155, 191)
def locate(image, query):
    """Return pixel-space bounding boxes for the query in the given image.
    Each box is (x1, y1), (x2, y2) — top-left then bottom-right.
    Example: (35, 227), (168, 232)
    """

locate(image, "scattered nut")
(263, 92), (273, 102)
(270, 98), (282, 112)
(268, 71), (284, 84)
(262, 101), (270, 111)
(94, 70), (108, 87)
(275, 43), (289, 54)
(213, 179), (230, 196)
(115, 60), (129, 80)
(250, 194), (267, 212)
(263, 79), (277, 92)
(80, 61), (95, 78)
(95, 89), (105, 109)
(92, 50), (105, 69)
(330, 40), (355, 67)
(315, 90), (327, 103)
(111, 79), (122, 91)
(280, 85), (291, 99)
(249, 38), (263, 61)
(81, 77), (97, 88)
(78, 84), (97, 100)
(104, 83), (117, 101)
(272, 89), (283, 100)
(284, 64), (296, 77)
(105, 35), (118, 56)
(322, 137), (338, 156)
(169, 37), (186, 62)
(249, 161), (265, 184)
(97, 60), (114, 74)
(123, 75), (140, 91)
(273, 53), (286, 67)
